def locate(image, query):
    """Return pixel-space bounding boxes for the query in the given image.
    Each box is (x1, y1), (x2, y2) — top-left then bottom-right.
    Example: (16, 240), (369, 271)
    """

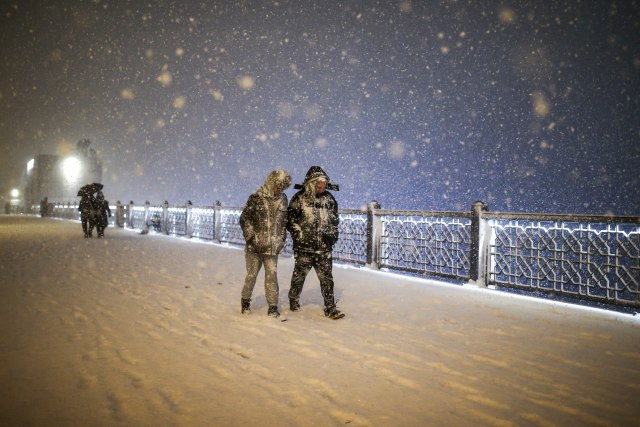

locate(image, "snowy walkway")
(1, 216), (639, 427)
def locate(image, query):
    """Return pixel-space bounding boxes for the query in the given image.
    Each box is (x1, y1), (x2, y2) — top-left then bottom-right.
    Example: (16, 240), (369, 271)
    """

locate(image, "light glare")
(62, 157), (82, 181)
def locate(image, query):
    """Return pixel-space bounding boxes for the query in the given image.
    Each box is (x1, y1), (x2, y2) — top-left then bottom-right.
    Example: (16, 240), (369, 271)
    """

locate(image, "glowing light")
(121, 88), (135, 99)
(62, 157), (82, 182)
(532, 92), (550, 117)
(173, 96), (187, 109)
(498, 7), (517, 24)
(27, 158), (34, 173)
(10, 189), (19, 198)
(236, 75), (255, 90)
(157, 70), (173, 86)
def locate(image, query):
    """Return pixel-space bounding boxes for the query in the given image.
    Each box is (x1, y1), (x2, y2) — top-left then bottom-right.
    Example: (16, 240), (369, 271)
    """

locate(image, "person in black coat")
(78, 189), (96, 237)
(287, 166), (344, 319)
(94, 191), (111, 238)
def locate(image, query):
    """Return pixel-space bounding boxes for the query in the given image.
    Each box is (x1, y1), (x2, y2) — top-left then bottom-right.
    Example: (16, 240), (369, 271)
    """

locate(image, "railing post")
(142, 201), (150, 234)
(115, 201), (125, 227)
(186, 200), (193, 238)
(213, 201), (222, 243)
(162, 201), (170, 234)
(366, 200), (382, 270)
(469, 201), (488, 287)
(127, 201), (135, 229)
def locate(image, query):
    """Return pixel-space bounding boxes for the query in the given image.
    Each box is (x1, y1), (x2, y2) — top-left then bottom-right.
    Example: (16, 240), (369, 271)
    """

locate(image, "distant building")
(24, 139), (102, 210)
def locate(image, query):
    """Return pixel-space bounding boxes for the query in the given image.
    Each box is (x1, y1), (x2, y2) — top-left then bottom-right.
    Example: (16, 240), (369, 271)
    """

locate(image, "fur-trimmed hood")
(293, 166), (339, 191)
(259, 170), (292, 197)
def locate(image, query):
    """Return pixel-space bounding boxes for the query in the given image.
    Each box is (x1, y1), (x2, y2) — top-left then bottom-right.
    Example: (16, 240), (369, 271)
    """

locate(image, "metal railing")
(40, 200), (640, 310)
(376, 210), (472, 280)
(483, 212), (640, 308)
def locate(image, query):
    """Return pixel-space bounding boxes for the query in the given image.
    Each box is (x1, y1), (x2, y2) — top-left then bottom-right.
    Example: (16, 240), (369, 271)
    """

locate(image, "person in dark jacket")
(78, 189), (96, 237)
(239, 170), (292, 317)
(40, 197), (49, 217)
(287, 166), (344, 319)
(94, 191), (111, 238)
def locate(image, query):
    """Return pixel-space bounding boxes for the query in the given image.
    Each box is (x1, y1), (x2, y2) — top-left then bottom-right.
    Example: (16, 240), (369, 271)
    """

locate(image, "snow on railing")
(39, 200), (640, 310)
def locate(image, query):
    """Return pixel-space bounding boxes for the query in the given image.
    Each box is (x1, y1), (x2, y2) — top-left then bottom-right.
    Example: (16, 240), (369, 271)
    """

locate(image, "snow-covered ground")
(1, 216), (638, 427)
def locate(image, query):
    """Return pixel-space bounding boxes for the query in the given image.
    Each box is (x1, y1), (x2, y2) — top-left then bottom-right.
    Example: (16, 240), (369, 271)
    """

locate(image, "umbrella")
(77, 183), (104, 197)
(77, 185), (92, 197)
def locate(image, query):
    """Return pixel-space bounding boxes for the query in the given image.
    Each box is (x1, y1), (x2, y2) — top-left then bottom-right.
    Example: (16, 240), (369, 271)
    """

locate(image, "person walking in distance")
(239, 170), (292, 317)
(78, 188), (96, 238)
(94, 191), (112, 238)
(287, 166), (345, 319)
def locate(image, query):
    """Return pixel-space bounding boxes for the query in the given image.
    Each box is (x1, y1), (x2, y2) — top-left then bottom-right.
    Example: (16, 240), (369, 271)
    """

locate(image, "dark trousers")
(96, 221), (106, 237)
(288, 251), (335, 310)
(81, 214), (93, 236)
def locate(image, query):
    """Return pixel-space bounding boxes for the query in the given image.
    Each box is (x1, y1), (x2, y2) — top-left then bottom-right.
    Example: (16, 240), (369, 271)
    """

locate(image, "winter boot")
(267, 306), (280, 318)
(289, 299), (300, 312)
(241, 298), (251, 314)
(324, 306), (345, 320)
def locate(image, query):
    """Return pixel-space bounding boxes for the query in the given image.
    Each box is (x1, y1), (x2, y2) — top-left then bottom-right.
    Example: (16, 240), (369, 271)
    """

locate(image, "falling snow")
(0, 1), (638, 215)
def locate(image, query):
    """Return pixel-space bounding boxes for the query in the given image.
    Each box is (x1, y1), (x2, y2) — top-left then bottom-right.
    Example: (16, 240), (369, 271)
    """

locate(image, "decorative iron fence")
(376, 210), (472, 280)
(483, 212), (640, 308)
(40, 200), (639, 310)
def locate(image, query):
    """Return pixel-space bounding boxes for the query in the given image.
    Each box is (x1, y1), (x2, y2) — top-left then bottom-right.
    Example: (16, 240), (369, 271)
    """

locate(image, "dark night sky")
(1, 0), (638, 214)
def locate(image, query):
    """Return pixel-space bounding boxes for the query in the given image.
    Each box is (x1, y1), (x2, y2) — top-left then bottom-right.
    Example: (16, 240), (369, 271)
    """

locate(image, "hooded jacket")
(78, 191), (94, 216)
(287, 166), (340, 253)
(240, 170), (291, 255)
(93, 192), (111, 227)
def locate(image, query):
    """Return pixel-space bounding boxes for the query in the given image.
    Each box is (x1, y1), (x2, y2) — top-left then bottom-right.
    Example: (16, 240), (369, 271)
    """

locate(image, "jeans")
(242, 252), (279, 306)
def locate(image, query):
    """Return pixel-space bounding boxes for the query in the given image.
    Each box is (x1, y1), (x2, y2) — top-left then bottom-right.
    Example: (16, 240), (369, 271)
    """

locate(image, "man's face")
(314, 180), (327, 194)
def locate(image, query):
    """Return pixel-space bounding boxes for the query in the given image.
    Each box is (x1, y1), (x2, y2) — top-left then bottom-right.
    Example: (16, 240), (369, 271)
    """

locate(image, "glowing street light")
(62, 157), (82, 182)
(10, 189), (19, 199)
(61, 157), (83, 201)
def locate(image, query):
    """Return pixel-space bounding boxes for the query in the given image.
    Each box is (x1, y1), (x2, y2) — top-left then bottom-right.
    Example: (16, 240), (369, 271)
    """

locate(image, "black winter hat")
(294, 166), (339, 191)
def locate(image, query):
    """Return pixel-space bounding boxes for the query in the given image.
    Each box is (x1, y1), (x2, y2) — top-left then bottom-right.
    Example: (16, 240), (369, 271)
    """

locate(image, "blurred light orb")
(388, 140), (406, 159)
(121, 88), (135, 99)
(173, 96), (187, 109)
(62, 157), (82, 181)
(236, 75), (255, 90)
(157, 71), (173, 86)
(10, 189), (19, 198)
